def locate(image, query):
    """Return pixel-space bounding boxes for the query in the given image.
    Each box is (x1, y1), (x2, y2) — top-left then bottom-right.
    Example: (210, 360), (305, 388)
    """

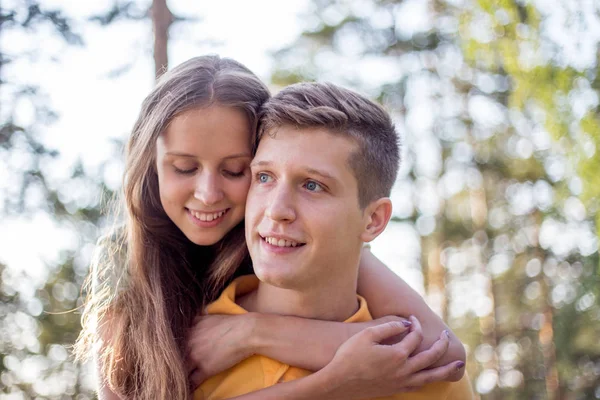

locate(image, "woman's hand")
(187, 313), (259, 389)
(319, 316), (466, 399)
(186, 314), (465, 400)
(358, 248), (466, 380)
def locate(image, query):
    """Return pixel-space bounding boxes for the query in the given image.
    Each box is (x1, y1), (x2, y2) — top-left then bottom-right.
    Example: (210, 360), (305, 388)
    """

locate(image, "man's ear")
(360, 197), (392, 243)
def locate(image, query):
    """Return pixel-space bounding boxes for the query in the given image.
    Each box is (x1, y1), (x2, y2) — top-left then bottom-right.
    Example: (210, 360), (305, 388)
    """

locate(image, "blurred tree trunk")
(424, 231), (448, 321)
(479, 266), (499, 400)
(532, 212), (559, 399)
(152, 0), (172, 79)
(539, 277), (559, 400)
(90, 0), (191, 80)
(473, 186), (499, 400)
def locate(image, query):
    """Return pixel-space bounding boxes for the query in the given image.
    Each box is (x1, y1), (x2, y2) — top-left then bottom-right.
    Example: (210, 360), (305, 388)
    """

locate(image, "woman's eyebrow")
(165, 152), (251, 159)
(223, 153), (252, 160)
(165, 151), (195, 157)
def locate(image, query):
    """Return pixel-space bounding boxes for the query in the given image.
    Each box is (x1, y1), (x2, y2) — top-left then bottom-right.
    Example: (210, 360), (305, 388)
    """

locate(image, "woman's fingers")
(322, 314), (467, 399)
(389, 315), (423, 357)
(406, 329), (450, 372)
(402, 360), (466, 388)
(365, 320), (412, 344)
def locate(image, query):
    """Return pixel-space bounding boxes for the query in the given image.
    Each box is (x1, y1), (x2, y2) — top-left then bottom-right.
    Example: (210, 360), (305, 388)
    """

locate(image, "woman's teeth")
(264, 237), (300, 247)
(192, 210), (226, 222)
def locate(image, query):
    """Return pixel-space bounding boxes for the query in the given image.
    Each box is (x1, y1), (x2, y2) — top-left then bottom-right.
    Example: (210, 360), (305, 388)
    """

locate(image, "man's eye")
(304, 180), (323, 192)
(257, 173), (272, 183)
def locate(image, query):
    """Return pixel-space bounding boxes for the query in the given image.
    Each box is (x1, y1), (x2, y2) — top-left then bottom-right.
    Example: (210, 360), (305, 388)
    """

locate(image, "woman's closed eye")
(223, 169), (246, 178)
(173, 166), (197, 175)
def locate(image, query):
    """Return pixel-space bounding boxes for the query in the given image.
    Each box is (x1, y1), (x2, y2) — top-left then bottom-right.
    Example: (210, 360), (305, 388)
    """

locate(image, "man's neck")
(239, 272), (360, 322)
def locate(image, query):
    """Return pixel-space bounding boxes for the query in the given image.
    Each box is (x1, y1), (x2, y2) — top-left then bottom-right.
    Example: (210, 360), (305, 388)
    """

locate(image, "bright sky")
(1, 0), (428, 300)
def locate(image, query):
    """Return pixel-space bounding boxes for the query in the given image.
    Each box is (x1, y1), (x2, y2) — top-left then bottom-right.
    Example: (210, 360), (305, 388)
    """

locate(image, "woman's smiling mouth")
(187, 208), (230, 226)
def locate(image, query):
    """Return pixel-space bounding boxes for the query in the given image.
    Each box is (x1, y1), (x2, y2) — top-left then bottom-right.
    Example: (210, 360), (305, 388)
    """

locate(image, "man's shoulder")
(343, 294), (374, 323)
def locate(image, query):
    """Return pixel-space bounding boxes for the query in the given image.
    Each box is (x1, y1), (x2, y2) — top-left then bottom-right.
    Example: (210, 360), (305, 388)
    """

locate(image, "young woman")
(76, 55), (465, 399)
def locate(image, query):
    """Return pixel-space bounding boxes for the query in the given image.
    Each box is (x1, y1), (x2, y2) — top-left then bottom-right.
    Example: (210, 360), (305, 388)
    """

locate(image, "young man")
(195, 83), (473, 400)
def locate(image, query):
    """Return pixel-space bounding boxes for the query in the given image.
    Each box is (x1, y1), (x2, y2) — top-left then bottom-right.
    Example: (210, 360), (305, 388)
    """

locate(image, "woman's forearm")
(225, 319), (463, 400)
(249, 312), (369, 371)
(357, 248), (466, 380)
(98, 383), (123, 400)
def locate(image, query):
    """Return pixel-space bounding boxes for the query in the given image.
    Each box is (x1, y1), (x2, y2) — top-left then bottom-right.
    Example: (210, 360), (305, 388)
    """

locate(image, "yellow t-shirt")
(195, 275), (473, 400)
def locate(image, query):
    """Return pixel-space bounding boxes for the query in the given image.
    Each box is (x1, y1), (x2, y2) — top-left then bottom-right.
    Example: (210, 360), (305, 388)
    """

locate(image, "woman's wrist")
(246, 313), (294, 359)
(245, 313), (355, 372)
(245, 312), (269, 357)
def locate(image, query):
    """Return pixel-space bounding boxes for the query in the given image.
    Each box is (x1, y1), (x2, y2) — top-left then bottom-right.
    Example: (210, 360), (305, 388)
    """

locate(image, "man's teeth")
(264, 237), (300, 247)
(192, 210), (226, 222)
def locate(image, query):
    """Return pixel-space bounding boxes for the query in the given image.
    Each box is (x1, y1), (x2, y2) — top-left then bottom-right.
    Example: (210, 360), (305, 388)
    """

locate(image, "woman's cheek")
(161, 174), (191, 204)
(237, 176), (252, 201)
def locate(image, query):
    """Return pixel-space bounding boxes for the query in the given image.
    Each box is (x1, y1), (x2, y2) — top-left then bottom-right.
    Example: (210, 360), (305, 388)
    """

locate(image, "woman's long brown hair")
(75, 55), (270, 399)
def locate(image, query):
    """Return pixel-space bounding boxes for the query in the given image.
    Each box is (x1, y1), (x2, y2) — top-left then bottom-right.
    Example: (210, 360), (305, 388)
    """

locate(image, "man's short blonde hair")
(258, 82), (400, 208)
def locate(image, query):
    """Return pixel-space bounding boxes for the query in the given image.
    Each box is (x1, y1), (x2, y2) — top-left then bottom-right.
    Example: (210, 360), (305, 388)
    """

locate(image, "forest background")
(1, 0), (599, 399)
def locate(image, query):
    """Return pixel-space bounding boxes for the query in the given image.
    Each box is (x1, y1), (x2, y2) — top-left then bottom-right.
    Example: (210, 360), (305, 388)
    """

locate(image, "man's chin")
(254, 265), (298, 289)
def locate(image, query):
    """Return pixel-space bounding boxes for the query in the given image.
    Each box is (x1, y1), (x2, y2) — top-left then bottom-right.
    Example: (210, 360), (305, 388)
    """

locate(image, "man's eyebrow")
(250, 160), (338, 182)
(304, 167), (337, 181)
(250, 160), (271, 168)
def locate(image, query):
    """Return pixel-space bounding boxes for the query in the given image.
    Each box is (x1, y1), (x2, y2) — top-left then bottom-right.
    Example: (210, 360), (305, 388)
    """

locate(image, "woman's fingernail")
(444, 329), (450, 338)
(456, 361), (465, 369)
(402, 320), (412, 327)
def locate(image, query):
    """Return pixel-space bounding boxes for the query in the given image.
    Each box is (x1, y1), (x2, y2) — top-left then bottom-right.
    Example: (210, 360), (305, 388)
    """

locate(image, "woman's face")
(156, 105), (252, 246)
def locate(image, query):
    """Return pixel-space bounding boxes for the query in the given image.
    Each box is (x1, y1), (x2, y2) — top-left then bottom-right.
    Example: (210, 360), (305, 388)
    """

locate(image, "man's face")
(245, 126), (367, 290)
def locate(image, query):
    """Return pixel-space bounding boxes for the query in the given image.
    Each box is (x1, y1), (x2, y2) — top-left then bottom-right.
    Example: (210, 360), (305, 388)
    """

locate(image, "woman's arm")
(213, 319), (465, 400)
(93, 331), (123, 400)
(357, 247), (466, 380)
(96, 361), (123, 400)
(188, 313), (462, 390)
(187, 312), (404, 386)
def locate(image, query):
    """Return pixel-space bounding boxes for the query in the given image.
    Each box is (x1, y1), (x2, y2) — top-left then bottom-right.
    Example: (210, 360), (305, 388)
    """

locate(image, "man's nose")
(265, 184), (296, 222)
